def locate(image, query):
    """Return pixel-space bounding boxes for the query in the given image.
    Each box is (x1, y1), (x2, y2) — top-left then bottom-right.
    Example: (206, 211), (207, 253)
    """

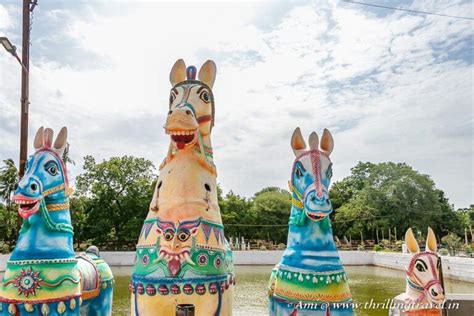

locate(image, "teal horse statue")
(0, 127), (114, 315)
(268, 128), (353, 315)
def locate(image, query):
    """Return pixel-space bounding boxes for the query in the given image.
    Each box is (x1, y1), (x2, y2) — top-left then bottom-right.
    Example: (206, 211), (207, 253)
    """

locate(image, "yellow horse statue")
(130, 59), (234, 315)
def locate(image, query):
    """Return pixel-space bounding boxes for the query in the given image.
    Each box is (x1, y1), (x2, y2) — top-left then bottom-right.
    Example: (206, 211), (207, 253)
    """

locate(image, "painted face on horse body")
(12, 127), (69, 219)
(290, 127), (334, 221)
(405, 227), (445, 306)
(155, 218), (201, 277)
(165, 59), (216, 151)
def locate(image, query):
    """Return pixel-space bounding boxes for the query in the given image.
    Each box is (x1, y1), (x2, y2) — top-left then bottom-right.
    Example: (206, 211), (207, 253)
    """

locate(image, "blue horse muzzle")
(303, 184), (332, 221)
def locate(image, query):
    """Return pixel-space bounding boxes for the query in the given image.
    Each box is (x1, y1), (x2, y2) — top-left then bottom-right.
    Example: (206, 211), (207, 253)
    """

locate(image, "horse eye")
(416, 263), (425, 272)
(47, 165), (58, 175)
(178, 232), (189, 242)
(295, 168), (302, 178)
(326, 164), (333, 178)
(199, 91), (210, 103)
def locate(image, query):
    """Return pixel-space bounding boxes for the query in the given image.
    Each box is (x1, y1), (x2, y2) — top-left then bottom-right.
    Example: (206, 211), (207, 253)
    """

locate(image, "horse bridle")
(290, 149), (331, 203)
(170, 80), (215, 129)
(405, 251), (443, 303)
(33, 148), (70, 198)
(21, 148), (74, 233)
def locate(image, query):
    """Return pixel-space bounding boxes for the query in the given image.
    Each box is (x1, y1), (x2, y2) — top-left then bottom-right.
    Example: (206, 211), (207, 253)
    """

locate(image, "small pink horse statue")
(390, 227), (445, 316)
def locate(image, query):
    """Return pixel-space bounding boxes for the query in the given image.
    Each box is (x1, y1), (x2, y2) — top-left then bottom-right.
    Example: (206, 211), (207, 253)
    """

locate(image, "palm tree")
(0, 158), (18, 207)
(62, 142), (75, 166)
(0, 159), (18, 243)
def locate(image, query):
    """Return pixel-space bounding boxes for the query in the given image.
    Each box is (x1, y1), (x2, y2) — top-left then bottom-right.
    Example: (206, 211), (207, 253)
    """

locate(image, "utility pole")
(18, 0), (36, 177)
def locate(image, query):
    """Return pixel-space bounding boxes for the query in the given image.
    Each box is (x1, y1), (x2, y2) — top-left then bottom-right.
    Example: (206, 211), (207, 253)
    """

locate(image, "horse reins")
(405, 252), (442, 303)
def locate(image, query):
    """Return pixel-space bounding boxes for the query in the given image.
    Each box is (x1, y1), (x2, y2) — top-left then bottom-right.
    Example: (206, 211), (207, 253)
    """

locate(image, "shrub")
(438, 248), (449, 256)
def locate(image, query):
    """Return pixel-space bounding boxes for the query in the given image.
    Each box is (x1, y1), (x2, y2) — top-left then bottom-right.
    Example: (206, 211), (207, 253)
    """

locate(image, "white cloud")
(0, 5), (13, 30)
(0, 1), (472, 208)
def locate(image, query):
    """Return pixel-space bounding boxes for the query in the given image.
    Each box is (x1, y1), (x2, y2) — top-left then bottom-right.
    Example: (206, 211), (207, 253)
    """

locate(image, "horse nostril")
(30, 183), (37, 191)
(168, 110), (173, 115)
(431, 289), (438, 297)
(186, 110), (192, 115)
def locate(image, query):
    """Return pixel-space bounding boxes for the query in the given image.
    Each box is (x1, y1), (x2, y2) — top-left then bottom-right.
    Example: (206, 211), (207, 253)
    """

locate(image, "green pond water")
(111, 265), (473, 316)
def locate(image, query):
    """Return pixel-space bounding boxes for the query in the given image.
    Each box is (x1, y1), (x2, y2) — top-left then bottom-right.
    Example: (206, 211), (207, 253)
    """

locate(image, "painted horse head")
(404, 227), (445, 306)
(165, 59), (216, 151)
(289, 127), (334, 222)
(12, 127), (70, 219)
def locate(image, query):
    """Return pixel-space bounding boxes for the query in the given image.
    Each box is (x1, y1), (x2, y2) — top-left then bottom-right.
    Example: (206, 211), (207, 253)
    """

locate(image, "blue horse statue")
(0, 127), (114, 315)
(269, 127), (353, 316)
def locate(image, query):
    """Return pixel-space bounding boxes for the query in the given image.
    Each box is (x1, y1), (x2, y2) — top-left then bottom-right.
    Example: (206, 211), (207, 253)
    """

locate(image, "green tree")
(0, 159), (19, 243)
(331, 162), (455, 242)
(441, 232), (461, 256)
(75, 155), (155, 249)
(251, 188), (291, 244)
(0, 159), (18, 206)
(220, 191), (254, 239)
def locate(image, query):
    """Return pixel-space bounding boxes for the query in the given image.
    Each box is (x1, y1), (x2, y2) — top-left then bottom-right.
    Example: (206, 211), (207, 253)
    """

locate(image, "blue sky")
(0, 0), (472, 208)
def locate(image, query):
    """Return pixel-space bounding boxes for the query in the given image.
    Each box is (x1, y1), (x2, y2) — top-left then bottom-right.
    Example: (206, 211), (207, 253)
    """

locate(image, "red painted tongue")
(176, 141), (185, 149)
(168, 258), (181, 276)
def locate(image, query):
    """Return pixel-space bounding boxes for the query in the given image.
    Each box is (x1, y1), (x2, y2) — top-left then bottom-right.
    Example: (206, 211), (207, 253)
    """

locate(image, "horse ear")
(320, 128), (334, 155)
(198, 60), (217, 89)
(53, 127), (68, 156)
(170, 59), (186, 86)
(426, 227), (437, 253)
(34, 127), (44, 150)
(44, 128), (54, 149)
(405, 228), (420, 253)
(291, 127), (306, 156)
(309, 132), (319, 150)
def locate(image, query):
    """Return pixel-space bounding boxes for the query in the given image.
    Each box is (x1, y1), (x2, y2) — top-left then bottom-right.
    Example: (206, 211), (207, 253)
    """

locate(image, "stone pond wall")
(1, 251), (472, 282)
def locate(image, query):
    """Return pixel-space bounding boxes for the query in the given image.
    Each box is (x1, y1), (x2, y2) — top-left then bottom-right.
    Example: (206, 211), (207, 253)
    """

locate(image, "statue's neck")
(195, 132), (213, 163)
(11, 193), (75, 260)
(45, 192), (69, 206)
(286, 205), (337, 251)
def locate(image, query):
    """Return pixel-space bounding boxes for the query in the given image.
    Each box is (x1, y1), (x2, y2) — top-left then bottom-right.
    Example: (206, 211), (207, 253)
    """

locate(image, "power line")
(342, 0), (474, 21)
